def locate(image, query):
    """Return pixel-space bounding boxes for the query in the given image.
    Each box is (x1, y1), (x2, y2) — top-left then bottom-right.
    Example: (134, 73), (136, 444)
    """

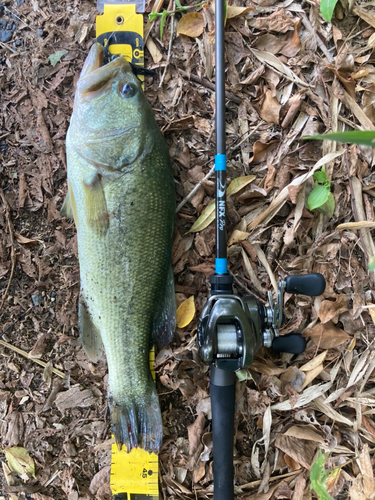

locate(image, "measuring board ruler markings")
(95, 3), (158, 498)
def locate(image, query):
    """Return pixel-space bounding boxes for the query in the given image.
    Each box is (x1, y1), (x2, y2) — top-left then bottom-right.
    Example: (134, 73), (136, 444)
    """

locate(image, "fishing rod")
(197, 1), (326, 499)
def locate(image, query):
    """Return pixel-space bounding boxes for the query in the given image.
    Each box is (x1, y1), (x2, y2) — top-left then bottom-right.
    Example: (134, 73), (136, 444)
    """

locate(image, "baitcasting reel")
(198, 273), (326, 371)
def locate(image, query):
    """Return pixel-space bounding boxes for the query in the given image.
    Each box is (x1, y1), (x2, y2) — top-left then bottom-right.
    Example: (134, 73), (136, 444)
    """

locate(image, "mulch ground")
(1, 0), (375, 498)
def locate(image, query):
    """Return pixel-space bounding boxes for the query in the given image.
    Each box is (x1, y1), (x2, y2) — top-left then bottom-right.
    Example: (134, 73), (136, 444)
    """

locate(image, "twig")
(0, 191), (17, 313)
(301, 13), (333, 63)
(177, 68), (242, 105)
(240, 469), (300, 490)
(176, 163), (215, 213)
(228, 269), (266, 304)
(228, 121), (264, 153)
(313, 54), (332, 131)
(344, 146), (372, 265)
(0, 339), (67, 379)
(159, 3), (175, 88)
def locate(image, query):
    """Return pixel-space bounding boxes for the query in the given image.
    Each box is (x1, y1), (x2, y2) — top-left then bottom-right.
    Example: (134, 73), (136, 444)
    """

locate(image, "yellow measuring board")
(96, 6), (158, 498)
(96, 3), (144, 68)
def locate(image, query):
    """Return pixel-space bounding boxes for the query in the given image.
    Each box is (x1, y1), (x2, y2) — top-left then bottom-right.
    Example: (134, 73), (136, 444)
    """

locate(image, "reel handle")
(271, 333), (306, 354)
(285, 273), (325, 297)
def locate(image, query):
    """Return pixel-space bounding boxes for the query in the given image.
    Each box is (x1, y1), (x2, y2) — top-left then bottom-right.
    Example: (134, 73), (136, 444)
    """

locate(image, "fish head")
(68, 43), (156, 172)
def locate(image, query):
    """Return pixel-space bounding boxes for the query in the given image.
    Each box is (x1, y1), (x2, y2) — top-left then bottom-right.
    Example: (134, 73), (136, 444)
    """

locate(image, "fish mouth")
(77, 43), (132, 96)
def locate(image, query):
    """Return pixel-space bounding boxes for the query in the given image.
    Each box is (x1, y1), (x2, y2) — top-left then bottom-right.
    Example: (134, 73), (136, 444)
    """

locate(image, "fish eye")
(120, 83), (137, 97)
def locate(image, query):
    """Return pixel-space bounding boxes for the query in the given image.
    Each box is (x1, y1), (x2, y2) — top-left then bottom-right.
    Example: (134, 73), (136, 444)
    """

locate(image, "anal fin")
(79, 294), (103, 362)
(152, 264), (176, 348)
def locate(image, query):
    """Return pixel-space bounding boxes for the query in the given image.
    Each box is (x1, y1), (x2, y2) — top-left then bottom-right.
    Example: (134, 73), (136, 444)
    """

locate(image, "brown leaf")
(55, 385), (97, 412)
(18, 173), (31, 209)
(358, 444), (374, 498)
(249, 140), (279, 164)
(14, 232), (38, 246)
(255, 34), (287, 55)
(304, 321), (350, 349)
(188, 412), (205, 456)
(284, 424), (325, 443)
(29, 332), (49, 359)
(226, 6), (253, 19)
(260, 90), (281, 124)
(280, 21), (301, 57)
(89, 466), (111, 495)
(318, 295), (348, 324)
(177, 13), (204, 38)
(249, 9), (294, 33)
(275, 434), (317, 469)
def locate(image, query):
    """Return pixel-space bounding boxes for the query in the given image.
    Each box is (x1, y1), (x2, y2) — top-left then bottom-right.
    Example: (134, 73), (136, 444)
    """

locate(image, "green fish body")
(63, 43), (175, 453)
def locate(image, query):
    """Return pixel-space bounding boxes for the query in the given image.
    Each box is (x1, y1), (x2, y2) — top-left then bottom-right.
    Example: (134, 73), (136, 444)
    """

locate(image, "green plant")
(305, 130), (375, 272)
(149, 0), (206, 38)
(307, 130), (375, 147)
(307, 166), (335, 218)
(320, 0), (339, 22)
(310, 450), (334, 500)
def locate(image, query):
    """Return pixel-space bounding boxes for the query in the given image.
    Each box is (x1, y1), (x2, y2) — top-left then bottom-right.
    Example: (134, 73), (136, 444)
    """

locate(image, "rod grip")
(210, 367), (235, 500)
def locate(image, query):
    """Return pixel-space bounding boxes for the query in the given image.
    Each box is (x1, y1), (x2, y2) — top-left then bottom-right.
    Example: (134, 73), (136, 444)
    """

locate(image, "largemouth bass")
(62, 43), (176, 453)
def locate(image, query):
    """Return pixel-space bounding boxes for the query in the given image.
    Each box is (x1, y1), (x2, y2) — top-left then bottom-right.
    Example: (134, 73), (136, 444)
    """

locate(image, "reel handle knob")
(271, 333), (306, 354)
(285, 273), (325, 297)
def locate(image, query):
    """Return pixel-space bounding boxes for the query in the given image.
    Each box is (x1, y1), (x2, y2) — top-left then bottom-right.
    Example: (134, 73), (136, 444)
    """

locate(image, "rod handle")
(210, 367), (235, 500)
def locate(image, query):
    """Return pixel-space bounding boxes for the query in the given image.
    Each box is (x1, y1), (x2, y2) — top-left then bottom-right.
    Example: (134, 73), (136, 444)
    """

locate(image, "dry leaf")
(227, 230), (250, 246)
(176, 296), (195, 328)
(318, 295), (348, 324)
(177, 13), (204, 38)
(188, 412), (205, 456)
(275, 434), (317, 469)
(4, 447), (36, 479)
(302, 363), (324, 389)
(284, 424), (325, 443)
(89, 466), (111, 495)
(249, 140), (279, 164)
(226, 6), (253, 19)
(304, 321), (350, 349)
(300, 351), (328, 371)
(260, 90), (281, 124)
(358, 444), (375, 498)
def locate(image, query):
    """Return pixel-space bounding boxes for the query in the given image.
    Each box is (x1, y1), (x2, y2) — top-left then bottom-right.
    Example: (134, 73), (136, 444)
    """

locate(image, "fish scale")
(63, 43), (175, 454)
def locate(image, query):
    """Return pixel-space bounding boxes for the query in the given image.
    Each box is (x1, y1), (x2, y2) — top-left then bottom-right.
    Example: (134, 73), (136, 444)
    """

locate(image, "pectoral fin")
(152, 264), (176, 348)
(78, 294), (103, 362)
(83, 173), (109, 236)
(61, 181), (78, 228)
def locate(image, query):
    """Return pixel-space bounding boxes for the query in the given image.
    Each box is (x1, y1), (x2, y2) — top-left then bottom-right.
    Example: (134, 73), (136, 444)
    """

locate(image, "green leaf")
(160, 9), (168, 39)
(369, 256), (375, 272)
(3, 447), (36, 479)
(305, 131), (375, 148)
(319, 0), (339, 22)
(47, 50), (68, 67)
(189, 199), (215, 232)
(148, 11), (159, 21)
(310, 450), (334, 500)
(227, 175), (256, 197)
(313, 170), (328, 184)
(307, 185), (330, 211)
(316, 192), (335, 218)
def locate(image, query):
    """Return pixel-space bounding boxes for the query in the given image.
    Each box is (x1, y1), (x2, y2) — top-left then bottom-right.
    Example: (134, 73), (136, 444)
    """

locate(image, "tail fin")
(109, 385), (162, 454)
